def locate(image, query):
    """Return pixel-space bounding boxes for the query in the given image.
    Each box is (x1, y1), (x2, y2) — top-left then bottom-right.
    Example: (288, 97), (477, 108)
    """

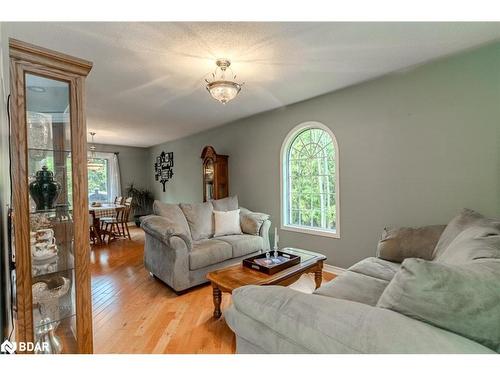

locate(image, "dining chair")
(99, 196), (124, 241)
(101, 196), (133, 242)
(120, 197), (133, 240)
(89, 212), (99, 245)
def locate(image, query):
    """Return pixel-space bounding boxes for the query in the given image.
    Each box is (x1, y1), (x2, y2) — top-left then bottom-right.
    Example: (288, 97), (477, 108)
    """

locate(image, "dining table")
(89, 203), (125, 244)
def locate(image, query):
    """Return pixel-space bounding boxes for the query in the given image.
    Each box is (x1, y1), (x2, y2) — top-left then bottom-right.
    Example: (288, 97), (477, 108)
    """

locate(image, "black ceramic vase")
(29, 166), (62, 211)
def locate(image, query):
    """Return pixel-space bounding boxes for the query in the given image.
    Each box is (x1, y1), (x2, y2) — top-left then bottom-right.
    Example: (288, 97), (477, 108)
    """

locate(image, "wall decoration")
(154, 151), (174, 192)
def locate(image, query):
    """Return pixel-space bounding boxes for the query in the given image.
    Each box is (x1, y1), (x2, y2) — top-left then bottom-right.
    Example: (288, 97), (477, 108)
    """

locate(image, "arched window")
(281, 122), (339, 238)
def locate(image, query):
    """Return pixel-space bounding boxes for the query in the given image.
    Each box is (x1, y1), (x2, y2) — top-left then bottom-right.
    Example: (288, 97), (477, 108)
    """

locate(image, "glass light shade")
(206, 81), (241, 104)
(87, 159), (102, 171)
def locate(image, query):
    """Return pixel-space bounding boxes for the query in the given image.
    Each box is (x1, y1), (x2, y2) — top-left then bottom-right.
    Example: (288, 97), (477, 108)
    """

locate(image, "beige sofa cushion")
(349, 257), (400, 282)
(433, 208), (495, 259)
(211, 196), (239, 212)
(314, 271), (389, 306)
(377, 225), (445, 262)
(437, 225), (500, 265)
(377, 258), (500, 352)
(180, 201), (214, 241)
(189, 239), (232, 270)
(217, 234), (264, 258)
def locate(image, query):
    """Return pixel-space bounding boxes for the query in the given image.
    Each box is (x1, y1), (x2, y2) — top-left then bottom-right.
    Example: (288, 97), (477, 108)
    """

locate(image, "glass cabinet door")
(26, 73), (77, 353)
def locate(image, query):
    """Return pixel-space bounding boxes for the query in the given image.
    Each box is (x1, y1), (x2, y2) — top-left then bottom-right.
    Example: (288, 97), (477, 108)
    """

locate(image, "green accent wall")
(148, 42), (500, 269)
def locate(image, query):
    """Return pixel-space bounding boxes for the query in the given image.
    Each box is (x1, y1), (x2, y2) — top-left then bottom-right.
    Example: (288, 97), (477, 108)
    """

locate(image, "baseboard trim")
(323, 264), (346, 275)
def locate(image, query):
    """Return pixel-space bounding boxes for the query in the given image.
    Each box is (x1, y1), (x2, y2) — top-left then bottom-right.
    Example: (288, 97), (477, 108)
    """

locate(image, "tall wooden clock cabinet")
(9, 39), (93, 353)
(201, 146), (229, 202)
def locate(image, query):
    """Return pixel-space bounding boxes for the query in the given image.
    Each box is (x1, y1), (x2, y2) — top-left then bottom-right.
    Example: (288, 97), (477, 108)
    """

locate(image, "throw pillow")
(211, 196), (238, 212)
(377, 225), (445, 262)
(214, 209), (242, 237)
(377, 258), (500, 352)
(435, 225), (500, 265)
(432, 208), (495, 259)
(240, 207), (270, 235)
(179, 201), (214, 241)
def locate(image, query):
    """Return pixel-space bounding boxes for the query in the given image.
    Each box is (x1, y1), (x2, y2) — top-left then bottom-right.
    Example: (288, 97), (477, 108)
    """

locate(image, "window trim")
(280, 121), (340, 239)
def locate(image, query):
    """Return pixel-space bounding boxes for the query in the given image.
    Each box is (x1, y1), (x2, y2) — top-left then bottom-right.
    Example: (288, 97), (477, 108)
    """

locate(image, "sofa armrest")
(141, 215), (192, 250)
(225, 285), (494, 354)
(239, 207), (271, 251)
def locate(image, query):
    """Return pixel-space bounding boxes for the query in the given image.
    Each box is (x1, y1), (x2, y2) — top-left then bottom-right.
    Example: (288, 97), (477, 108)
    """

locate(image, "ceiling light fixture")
(205, 59), (243, 104)
(87, 132), (102, 171)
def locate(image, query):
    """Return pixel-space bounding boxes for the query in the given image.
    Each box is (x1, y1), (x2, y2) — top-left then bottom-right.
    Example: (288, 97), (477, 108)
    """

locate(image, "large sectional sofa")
(225, 209), (500, 353)
(141, 197), (271, 292)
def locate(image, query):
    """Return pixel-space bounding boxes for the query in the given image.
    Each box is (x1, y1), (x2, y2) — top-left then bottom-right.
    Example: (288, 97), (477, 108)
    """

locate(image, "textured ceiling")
(4, 22), (500, 147)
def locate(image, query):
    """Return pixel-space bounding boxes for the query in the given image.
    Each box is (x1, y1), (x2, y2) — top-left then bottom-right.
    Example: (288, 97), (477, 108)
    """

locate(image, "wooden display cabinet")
(201, 146), (229, 202)
(9, 39), (93, 353)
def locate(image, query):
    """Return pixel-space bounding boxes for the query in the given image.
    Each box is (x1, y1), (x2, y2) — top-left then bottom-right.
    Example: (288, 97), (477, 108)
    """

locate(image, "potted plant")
(126, 183), (154, 227)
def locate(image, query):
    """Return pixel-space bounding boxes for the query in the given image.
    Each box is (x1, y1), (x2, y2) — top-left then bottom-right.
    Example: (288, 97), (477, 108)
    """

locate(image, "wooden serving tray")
(243, 251), (301, 275)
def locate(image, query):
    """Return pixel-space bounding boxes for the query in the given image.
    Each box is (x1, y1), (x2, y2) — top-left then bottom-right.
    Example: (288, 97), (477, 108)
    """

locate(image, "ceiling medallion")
(205, 58), (243, 104)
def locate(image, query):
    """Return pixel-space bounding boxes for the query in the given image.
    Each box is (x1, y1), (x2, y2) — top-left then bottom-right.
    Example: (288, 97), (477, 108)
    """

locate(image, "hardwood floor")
(90, 226), (334, 354)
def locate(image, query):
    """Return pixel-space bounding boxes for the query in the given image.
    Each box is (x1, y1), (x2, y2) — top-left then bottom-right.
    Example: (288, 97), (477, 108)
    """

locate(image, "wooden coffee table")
(206, 248), (326, 318)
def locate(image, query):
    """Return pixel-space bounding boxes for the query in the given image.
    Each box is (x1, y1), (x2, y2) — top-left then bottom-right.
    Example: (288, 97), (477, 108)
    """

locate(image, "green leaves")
(287, 128), (336, 230)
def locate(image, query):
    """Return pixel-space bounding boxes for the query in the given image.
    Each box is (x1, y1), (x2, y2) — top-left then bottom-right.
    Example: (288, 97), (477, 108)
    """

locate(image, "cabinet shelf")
(30, 207), (73, 215)
(34, 312), (76, 330)
(29, 147), (72, 153)
(32, 264), (75, 279)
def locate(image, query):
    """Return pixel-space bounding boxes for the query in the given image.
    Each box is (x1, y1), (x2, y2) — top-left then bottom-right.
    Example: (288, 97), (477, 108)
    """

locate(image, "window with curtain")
(281, 122), (339, 237)
(88, 152), (121, 203)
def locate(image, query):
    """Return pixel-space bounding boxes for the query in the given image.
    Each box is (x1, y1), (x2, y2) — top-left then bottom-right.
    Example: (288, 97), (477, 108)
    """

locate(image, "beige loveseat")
(141, 197), (271, 292)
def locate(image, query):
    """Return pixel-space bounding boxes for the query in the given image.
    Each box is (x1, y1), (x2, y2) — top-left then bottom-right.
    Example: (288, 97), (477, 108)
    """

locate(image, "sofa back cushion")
(377, 225), (445, 263)
(211, 196), (239, 212)
(436, 225), (500, 265)
(179, 201), (214, 241)
(152, 200), (192, 240)
(433, 208), (493, 259)
(377, 258), (500, 352)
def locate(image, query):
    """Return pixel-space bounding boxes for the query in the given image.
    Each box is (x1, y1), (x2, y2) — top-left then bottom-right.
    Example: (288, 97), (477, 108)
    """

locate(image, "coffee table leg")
(212, 284), (222, 319)
(314, 268), (323, 289)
